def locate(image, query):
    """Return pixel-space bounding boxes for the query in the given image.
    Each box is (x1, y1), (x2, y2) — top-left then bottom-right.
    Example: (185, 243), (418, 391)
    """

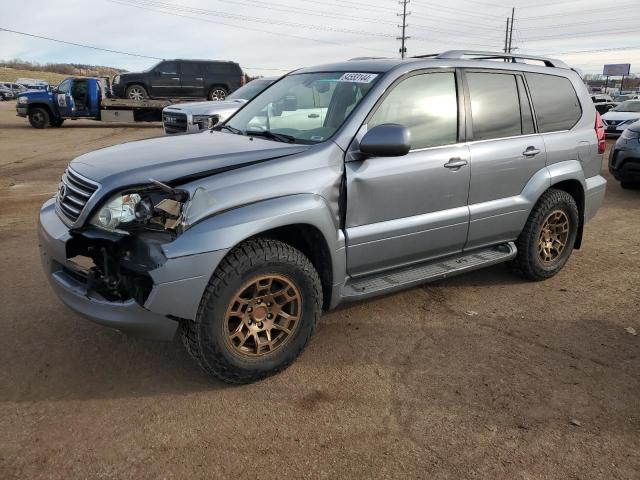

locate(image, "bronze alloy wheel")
(224, 274), (302, 358)
(538, 209), (570, 264)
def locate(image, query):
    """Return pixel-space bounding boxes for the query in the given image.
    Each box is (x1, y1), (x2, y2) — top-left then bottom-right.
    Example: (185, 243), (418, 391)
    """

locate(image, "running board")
(341, 242), (517, 300)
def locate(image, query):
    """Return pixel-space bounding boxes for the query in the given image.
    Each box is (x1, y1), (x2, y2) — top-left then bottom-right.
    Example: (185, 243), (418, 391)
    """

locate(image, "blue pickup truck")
(16, 76), (174, 128)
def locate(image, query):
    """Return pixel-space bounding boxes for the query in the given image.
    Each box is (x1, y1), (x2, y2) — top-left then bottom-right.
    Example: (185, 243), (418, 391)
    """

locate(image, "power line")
(106, 0), (391, 54)
(0, 27), (162, 60)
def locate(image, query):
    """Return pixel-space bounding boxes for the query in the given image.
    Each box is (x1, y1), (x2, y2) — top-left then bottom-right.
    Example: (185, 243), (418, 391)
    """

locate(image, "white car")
(162, 77), (277, 134)
(602, 100), (640, 136)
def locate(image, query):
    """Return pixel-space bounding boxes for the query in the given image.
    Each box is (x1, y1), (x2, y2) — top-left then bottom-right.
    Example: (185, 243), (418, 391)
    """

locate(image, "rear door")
(149, 61), (181, 97)
(463, 70), (546, 250)
(179, 61), (205, 97)
(345, 70), (471, 276)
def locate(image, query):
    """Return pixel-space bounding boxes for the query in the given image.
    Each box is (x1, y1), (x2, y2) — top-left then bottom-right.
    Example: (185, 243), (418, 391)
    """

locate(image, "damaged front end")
(65, 181), (192, 307)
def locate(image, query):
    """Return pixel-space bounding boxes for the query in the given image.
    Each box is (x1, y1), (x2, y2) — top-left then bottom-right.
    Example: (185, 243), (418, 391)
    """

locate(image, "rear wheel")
(621, 181), (640, 190)
(208, 87), (228, 101)
(125, 84), (148, 101)
(182, 238), (322, 384)
(28, 107), (50, 129)
(511, 189), (579, 281)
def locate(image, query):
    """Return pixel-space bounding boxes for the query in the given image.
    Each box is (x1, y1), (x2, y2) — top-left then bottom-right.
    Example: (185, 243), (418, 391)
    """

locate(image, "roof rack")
(413, 50), (569, 69)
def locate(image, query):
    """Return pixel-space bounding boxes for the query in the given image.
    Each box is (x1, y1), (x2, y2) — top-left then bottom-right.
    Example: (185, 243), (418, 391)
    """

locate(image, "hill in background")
(0, 59), (126, 84)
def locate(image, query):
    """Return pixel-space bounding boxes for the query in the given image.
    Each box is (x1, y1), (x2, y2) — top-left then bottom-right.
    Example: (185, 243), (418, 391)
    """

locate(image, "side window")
(467, 72), (521, 141)
(525, 73), (582, 132)
(516, 76), (535, 135)
(57, 79), (71, 94)
(156, 61), (178, 75)
(181, 62), (200, 76)
(368, 72), (458, 150)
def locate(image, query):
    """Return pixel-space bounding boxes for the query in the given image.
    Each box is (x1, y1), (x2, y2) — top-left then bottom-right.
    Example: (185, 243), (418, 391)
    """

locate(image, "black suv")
(111, 59), (244, 101)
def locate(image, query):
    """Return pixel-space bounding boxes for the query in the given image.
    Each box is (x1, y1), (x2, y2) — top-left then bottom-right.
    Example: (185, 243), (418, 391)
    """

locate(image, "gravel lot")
(0, 101), (638, 479)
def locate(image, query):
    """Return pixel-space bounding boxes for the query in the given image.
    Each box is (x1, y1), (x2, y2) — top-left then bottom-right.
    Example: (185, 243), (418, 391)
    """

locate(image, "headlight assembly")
(90, 187), (186, 234)
(18, 96), (28, 104)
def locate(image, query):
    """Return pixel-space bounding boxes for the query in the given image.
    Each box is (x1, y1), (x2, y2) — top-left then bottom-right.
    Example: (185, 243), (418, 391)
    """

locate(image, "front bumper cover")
(609, 144), (640, 183)
(39, 198), (228, 341)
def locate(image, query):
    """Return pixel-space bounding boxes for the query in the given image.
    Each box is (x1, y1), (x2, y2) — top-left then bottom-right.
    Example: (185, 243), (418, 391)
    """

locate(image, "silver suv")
(39, 51), (607, 383)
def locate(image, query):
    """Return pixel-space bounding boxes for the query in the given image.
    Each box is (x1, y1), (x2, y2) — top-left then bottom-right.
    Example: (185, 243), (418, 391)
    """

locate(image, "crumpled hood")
(164, 99), (247, 116)
(70, 131), (310, 188)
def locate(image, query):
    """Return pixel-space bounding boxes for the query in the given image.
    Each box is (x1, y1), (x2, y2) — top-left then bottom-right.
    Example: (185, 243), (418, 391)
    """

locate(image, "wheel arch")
(27, 102), (54, 117)
(548, 178), (585, 248)
(164, 194), (345, 310)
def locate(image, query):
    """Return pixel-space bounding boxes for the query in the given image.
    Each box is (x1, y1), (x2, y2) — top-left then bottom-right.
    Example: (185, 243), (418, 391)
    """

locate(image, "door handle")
(171, 77), (180, 80)
(444, 158), (468, 169)
(195, 77), (203, 80)
(523, 146), (541, 157)
(308, 113), (320, 118)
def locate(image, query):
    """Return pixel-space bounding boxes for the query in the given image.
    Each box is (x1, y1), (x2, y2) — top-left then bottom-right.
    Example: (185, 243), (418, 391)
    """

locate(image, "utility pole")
(507, 7), (515, 53)
(504, 17), (510, 53)
(397, 0), (410, 59)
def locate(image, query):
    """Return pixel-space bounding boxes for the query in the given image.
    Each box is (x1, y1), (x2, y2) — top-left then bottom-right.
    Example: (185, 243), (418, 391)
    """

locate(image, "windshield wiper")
(246, 130), (297, 143)
(215, 124), (244, 135)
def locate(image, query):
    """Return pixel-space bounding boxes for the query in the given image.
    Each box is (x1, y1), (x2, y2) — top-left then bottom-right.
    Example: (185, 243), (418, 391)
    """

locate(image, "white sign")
(338, 73), (378, 83)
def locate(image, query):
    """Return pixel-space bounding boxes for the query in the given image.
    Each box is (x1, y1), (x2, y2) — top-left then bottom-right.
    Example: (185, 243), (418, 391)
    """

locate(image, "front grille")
(56, 167), (99, 224)
(163, 111), (188, 134)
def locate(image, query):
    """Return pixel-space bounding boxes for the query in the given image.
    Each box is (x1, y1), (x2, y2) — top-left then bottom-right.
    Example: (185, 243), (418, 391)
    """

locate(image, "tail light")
(595, 112), (606, 154)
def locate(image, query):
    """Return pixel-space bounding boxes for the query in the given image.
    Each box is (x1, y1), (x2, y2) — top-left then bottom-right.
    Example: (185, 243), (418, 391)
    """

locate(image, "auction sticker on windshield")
(339, 73), (378, 83)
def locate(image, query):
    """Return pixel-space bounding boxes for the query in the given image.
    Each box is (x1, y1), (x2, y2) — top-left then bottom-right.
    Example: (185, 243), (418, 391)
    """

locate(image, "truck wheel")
(50, 118), (64, 128)
(28, 107), (50, 129)
(621, 182), (639, 190)
(126, 84), (148, 101)
(182, 238), (322, 384)
(511, 189), (579, 281)
(208, 87), (227, 101)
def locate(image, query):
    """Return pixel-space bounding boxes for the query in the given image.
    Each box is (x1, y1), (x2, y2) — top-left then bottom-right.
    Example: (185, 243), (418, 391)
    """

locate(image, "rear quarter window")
(525, 73), (582, 133)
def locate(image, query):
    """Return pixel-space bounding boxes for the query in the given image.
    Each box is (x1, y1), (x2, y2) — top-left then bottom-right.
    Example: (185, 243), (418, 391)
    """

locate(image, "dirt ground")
(0, 101), (638, 479)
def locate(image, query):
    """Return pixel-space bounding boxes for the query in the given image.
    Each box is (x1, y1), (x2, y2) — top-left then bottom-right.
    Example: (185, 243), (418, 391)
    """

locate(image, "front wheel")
(208, 87), (228, 101)
(28, 107), (50, 129)
(511, 189), (579, 281)
(182, 238), (322, 384)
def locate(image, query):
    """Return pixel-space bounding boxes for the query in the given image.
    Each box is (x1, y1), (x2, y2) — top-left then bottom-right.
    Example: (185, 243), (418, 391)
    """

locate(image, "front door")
(149, 61), (181, 97)
(345, 71), (471, 277)
(179, 61), (204, 97)
(54, 78), (74, 117)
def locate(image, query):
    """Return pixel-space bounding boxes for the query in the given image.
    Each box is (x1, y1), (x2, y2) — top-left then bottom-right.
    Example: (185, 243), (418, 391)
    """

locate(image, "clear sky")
(1, 0), (638, 76)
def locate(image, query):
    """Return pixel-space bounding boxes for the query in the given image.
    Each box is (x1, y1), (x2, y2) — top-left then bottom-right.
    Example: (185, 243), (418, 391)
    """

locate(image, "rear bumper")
(609, 146), (640, 183)
(39, 198), (228, 341)
(584, 175), (607, 222)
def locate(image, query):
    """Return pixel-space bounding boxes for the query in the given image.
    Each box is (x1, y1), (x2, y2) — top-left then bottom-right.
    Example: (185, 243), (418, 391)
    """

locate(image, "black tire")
(125, 84), (148, 101)
(0, 93), (5, 101)
(28, 107), (50, 129)
(182, 238), (322, 384)
(208, 87), (228, 101)
(50, 118), (64, 128)
(620, 181), (640, 190)
(511, 188), (579, 281)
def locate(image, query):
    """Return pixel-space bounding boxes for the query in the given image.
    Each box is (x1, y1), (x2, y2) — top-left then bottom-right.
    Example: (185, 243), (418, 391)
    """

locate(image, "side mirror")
(360, 123), (411, 157)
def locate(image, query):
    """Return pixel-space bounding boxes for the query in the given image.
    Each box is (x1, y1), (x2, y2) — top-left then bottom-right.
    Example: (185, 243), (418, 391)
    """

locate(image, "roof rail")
(434, 50), (569, 69)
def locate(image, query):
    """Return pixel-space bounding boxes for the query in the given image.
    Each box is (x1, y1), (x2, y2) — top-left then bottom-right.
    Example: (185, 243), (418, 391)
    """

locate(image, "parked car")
(0, 85), (15, 101)
(1, 82), (27, 97)
(591, 94), (616, 115)
(609, 120), (640, 189)
(591, 94), (613, 103)
(601, 100), (640, 136)
(39, 51), (606, 383)
(163, 77), (277, 134)
(111, 59), (244, 101)
(613, 94), (640, 104)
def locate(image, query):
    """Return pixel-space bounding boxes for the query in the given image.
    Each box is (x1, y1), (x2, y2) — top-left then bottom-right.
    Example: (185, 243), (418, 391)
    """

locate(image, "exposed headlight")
(18, 96), (28, 104)
(113, 75), (120, 85)
(90, 187), (186, 233)
(91, 193), (142, 232)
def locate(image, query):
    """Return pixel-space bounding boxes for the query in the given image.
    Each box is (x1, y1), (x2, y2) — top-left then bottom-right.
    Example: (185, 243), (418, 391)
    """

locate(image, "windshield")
(227, 79), (274, 101)
(225, 71), (380, 144)
(612, 100), (640, 112)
